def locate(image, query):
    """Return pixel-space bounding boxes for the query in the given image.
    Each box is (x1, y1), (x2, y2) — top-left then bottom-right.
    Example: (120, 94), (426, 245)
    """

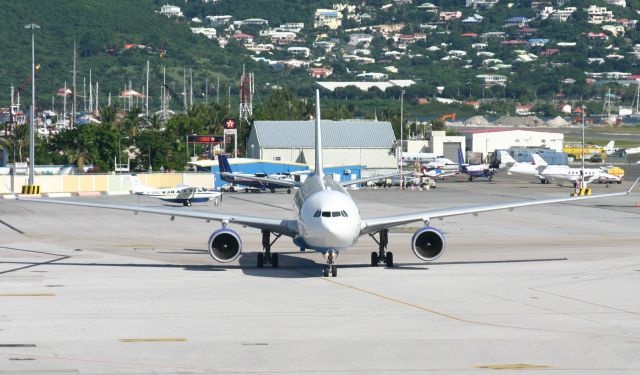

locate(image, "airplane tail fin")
(218, 154), (233, 174)
(129, 175), (153, 193)
(499, 150), (517, 166)
(314, 89), (324, 179)
(532, 153), (548, 167)
(605, 140), (615, 152)
(457, 147), (466, 172)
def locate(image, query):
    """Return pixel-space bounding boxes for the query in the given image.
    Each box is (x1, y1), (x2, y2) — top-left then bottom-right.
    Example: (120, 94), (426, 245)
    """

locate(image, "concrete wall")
(0, 173), (214, 194)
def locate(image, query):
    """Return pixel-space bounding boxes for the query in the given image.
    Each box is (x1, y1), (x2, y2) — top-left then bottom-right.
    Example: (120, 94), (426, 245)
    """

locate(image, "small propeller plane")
(130, 175), (221, 206)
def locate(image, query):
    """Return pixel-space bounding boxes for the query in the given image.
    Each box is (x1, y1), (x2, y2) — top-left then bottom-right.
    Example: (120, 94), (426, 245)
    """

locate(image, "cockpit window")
(321, 211), (331, 217)
(341, 210), (348, 217)
(314, 210), (321, 217)
(331, 211), (341, 217)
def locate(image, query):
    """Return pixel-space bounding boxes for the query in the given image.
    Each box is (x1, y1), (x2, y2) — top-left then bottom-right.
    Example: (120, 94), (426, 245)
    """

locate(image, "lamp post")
(251, 144), (254, 159)
(581, 105), (586, 189)
(25, 23), (40, 186)
(400, 90), (405, 189)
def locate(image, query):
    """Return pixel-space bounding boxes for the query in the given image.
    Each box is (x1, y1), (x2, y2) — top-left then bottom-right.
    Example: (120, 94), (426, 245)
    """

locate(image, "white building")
(159, 5), (183, 18)
(476, 74), (507, 86)
(461, 129), (564, 158)
(191, 27), (217, 39)
(287, 47), (311, 57)
(585, 6), (615, 24)
(247, 120), (398, 175)
(314, 9), (343, 29)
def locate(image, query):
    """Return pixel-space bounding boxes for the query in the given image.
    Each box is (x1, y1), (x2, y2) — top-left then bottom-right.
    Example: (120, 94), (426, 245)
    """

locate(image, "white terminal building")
(459, 129), (564, 159)
(247, 120), (398, 176)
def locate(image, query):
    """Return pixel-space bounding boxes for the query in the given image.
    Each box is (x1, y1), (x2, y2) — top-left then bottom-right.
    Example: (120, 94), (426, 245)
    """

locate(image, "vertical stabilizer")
(457, 147), (467, 172)
(532, 153), (548, 167)
(218, 154), (233, 173)
(314, 90), (324, 179)
(499, 150), (517, 166)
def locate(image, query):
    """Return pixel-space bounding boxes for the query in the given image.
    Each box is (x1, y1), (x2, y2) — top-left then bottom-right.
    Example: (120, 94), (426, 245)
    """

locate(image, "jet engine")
(411, 226), (445, 261)
(208, 228), (242, 262)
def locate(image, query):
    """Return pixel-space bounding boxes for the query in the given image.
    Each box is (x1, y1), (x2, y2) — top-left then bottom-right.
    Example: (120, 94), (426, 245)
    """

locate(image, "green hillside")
(1, 0), (268, 110)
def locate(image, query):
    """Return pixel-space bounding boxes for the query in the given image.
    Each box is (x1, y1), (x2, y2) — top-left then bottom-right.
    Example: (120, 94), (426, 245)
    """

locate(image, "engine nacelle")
(411, 226), (445, 261)
(208, 228), (242, 263)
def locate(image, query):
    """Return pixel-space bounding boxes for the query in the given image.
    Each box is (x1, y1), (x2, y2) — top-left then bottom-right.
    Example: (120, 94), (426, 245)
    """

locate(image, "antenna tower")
(239, 65), (254, 122)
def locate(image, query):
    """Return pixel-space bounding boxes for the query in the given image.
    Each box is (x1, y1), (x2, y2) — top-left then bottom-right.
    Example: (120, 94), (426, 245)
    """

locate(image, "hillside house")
(585, 6), (614, 24)
(191, 27), (217, 39)
(476, 74), (507, 86)
(515, 104), (535, 115)
(503, 16), (529, 28)
(159, 5), (183, 17)
(466, 0), (499, 9)
(314, 9), (343, 29)
(308, 67), (333, 79)
(439, 11), (463, 21)
(206, 15), (232, 26)
(287, 47), (310, 57)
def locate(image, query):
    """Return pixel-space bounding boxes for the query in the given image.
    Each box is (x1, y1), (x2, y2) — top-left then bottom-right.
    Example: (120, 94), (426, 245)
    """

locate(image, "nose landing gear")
(257, 230), (281, 268)
(369, 229), (393, 267)
(323, 250), (338, 277)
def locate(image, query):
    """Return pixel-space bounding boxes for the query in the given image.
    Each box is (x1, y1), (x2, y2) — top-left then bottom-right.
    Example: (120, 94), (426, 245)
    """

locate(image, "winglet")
(626, 177), (640, 194)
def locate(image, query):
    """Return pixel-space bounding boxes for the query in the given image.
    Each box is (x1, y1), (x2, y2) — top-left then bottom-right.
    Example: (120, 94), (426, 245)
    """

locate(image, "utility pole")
(25, 23), (40, 186)
(205, 77), (208, 104)
(183, 68), (187, 111)
(72, 40), (76, 128)
(189, 68), (193, 108)
(581, 105), (586, 190)
(88, 69), (93, 114)
(63, 81), (67, 125)
(145, 60), (150, 118)
(400, 90), (405, 190)
(216, 76), (220, 104)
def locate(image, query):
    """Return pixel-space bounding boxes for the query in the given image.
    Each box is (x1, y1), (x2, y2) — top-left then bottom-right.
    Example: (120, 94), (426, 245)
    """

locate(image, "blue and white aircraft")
(217, 155), (299, 194)
(19, 91), (639, 277)
(458, 147), (498, 181)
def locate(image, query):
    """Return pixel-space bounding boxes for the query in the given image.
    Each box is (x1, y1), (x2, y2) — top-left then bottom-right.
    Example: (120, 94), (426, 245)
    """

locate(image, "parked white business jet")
(131, 175), (221, 206)
(500, 151), (549, 183)
(540, 165), (621, 185)
(19, 91), (638, 277)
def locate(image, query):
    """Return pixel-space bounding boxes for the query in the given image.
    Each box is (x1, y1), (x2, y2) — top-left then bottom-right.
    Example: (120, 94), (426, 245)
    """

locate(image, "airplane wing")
(338, 172), (402, 187)
(360, 178), (639, 235)
(18, 198), (299, 237)
(222, 173), (301, 188)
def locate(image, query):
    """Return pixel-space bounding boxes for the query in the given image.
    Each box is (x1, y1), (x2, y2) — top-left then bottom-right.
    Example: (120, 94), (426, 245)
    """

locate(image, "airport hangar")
(458, 128), (564, 162)
(246, 120), (398, 177)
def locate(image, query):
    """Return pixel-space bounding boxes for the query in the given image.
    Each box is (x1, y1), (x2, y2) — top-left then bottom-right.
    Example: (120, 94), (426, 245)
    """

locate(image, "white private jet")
(540, 165), (622, 185)
(131, 175), (222, 206)
(18, 91), (639, 277)
(499, 151), (550, 183)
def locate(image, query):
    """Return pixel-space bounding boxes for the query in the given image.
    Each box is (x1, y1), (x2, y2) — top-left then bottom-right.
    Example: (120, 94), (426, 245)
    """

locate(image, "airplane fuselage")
(292, 175), (361, 253)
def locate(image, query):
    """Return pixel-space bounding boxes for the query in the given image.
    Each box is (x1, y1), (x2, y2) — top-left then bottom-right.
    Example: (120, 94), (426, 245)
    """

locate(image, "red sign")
(224, 118), (236, 129)
(187, 135), (224, 144)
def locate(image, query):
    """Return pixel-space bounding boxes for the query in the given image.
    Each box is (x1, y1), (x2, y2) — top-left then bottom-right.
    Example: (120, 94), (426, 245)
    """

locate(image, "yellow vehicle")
(563, 144), (607, 161)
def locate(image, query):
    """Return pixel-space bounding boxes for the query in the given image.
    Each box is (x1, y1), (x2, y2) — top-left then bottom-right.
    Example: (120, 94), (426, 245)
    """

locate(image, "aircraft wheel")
(182, 201), (188, 206)
(468, 176), (473, 182)
(271, 253), (279, 268)
(370, 252), (379, 267)
(385, 252), (394, 268)
(270, 188), (276, 193)
(323, 265), (330, 277)
(488, 176), (493, 182)
(287, 188), (291, 194)
(257, 253), (264, 268)
(331, 266), (337, 277)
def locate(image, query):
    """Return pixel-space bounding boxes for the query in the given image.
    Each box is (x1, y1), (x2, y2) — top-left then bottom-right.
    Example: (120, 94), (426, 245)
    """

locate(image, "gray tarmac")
(1, 174), (640, 374)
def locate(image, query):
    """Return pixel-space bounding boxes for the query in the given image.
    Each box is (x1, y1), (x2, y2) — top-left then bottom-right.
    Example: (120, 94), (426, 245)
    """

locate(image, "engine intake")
(208, 228), (242, 262)
(411, 226), (445, 261)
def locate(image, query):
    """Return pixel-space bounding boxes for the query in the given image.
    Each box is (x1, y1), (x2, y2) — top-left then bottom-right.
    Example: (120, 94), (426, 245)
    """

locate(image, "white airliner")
(19, 91), (639, 277)
(500, 151), (549, 183)
(131, 175), (221, 206)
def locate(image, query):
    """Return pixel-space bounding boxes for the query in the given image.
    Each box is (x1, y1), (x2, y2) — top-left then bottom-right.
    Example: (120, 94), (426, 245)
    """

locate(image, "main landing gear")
(257, 229), (281, 268)
(369, 229), (393, 267)
(183, 199), (192, 207)
(323, 250), (338, 277)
